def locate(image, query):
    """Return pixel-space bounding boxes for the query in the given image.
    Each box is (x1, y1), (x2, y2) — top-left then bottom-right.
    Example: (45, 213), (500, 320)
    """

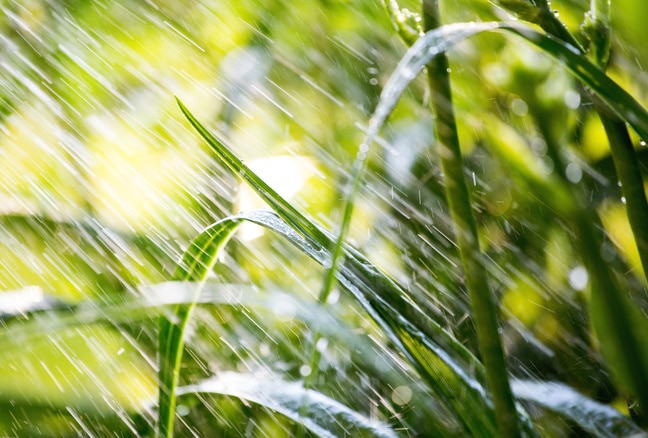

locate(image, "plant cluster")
(1, 0), (648, 436)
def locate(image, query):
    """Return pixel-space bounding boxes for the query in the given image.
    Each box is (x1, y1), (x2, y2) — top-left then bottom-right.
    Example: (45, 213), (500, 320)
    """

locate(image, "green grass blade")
(157, 218), (242, 438)
(177, 371), (398, 438)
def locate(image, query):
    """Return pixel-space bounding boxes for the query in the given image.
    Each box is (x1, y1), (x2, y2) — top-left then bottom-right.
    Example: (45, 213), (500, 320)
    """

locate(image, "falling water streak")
(66, 407), (97, 438)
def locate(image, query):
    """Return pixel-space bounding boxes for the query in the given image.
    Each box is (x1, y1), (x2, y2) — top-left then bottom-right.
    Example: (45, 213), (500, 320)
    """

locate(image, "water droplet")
(510, 98), (528, 116)
(299, 365), (312, 377)
(391, 385), (412, 405)
(565, 162), (582, 183)
(600, 242), (616, 262)
(564, 90), (580, 109)
(316, 337), (329, 352)
(568, 266), (588, 290)
(531, 137), (547, 157)
(327, 289), (340, 305)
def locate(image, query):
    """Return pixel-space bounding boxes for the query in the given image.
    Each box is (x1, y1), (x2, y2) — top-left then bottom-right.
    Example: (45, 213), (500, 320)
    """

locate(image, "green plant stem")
(533, 92), (648, 414)
(422, 1), (520, 437)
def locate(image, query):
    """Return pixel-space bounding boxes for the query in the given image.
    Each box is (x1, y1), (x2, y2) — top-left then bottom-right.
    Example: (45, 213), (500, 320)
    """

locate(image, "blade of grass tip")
(157, 218), (242, 438)
(175, 98), (327, 250)
(421, 3), (520, 437)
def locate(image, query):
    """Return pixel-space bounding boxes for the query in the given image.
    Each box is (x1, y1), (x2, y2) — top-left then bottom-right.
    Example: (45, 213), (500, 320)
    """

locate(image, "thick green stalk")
(422, 1), (520, 437)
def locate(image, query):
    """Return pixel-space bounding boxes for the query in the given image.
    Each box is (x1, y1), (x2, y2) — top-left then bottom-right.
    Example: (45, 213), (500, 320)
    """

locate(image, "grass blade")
(177, 97), (547, 434)
(157, 218), (241, 438)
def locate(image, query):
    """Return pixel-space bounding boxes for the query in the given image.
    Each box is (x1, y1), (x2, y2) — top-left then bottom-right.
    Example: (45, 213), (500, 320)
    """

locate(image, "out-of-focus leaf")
(589, 281), (648, 408)
(512, 380), (645, 437)
(177, 371), (398, 438)
(0, 325), (156, 416)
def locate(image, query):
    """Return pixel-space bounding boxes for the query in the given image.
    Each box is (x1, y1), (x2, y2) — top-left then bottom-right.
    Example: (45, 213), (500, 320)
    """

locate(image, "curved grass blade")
(177, 371), (398, 438)
(157, 219), (241, 438)
(512, 380), (644, 437)
(177, 101), (541, 435)
(320, 19), (648, 413)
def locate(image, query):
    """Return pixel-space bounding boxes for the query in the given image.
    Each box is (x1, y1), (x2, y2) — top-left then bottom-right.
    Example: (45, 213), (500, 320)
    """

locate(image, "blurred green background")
(1, 0), (647, 435)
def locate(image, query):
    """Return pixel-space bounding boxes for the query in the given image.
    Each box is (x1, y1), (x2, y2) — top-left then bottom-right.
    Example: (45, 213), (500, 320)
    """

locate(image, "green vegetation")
(1, 0), (648, 436)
